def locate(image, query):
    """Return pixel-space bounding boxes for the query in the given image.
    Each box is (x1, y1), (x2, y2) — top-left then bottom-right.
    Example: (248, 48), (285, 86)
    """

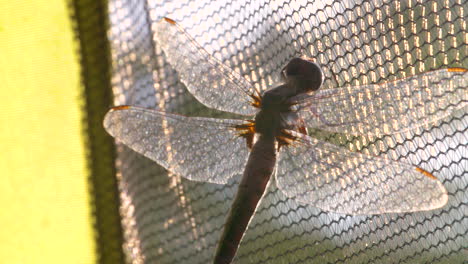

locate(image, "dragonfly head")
(282, 57), (324, 94)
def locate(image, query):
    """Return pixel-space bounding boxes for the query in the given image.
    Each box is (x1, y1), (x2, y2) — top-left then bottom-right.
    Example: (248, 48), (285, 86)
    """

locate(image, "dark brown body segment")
(213, 135), (277, 264)
(213, 58), (323, 263)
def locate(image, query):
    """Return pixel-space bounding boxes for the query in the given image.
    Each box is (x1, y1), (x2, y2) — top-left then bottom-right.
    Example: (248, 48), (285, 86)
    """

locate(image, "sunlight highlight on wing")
(153, 18), (259, 116)
(104, 106), (249, 184)
(295, 68), (467, 136)
(276, 130), (448, 215)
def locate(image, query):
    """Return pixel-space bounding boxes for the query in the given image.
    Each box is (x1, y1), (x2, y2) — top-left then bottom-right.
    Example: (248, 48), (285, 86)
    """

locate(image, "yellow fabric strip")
(0, 1), (96, 263)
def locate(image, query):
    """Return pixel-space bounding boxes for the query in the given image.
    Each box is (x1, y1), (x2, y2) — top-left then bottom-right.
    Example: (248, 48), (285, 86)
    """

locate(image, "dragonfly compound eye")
(284, 57), (324, 93)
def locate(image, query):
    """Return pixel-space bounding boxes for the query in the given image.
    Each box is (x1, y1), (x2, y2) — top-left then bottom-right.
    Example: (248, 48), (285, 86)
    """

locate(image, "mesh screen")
(107, 0), (467, 263)
(71, 0), (125, 262)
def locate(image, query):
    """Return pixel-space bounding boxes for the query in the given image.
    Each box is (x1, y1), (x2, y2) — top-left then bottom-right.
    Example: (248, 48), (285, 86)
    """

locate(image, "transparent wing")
(294, 68), (467, 136)
(153, 18), (258, 116)
(103, 106), (249, 184)
(276, 130), (448, 215)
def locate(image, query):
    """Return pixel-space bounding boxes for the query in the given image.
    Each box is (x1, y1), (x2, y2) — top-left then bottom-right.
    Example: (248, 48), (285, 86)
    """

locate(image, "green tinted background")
(0, 0), (96, 263)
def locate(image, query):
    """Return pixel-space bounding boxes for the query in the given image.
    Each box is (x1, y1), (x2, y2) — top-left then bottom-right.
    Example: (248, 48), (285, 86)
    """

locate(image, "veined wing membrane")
(104, 106), (249, 184)
(153, 18), (258, 116)
(276, 130), (448, 215)
(294, 68), (467, 136)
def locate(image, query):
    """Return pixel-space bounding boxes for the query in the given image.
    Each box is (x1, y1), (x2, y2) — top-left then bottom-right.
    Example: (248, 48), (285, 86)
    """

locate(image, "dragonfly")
(104, 17), (467, 264)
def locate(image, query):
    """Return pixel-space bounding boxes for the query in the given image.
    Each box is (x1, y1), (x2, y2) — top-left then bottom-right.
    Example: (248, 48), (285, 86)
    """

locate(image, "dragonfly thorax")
(254, 108), (282, 139)
(254, 84), (299, 139)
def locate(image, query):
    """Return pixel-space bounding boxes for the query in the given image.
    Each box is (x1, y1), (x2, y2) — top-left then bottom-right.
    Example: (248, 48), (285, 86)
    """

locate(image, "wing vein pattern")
(277, 130), (448, 215)
(294, 69), (467, 136)
(104, 106), (249, 184)
(154, 18), (258, 116)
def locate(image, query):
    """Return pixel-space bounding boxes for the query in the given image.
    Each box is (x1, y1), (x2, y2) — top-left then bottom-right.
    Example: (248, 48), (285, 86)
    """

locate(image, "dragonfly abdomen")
(213, 135), (277, 264)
